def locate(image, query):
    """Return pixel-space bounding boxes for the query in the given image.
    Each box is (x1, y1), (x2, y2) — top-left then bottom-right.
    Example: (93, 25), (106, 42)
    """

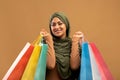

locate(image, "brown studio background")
(0, 0), (120, 79)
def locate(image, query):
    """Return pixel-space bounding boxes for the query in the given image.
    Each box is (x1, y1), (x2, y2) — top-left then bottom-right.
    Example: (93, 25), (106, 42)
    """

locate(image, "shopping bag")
(21, 35), (42, 80)
(7, 45), (34, 80)
(88, 44), (102, 80)
(79, 42), (93, 80)
(2, 42), (31, 80)
(89, 43), (114, 80)
(34, 43), (48, 80)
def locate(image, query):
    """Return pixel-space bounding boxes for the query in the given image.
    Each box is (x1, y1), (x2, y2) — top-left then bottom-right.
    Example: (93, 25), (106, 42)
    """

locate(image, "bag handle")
(79, 33), (85, 45)
(79, 33), (90, 45)
(31, 34), (43, 45)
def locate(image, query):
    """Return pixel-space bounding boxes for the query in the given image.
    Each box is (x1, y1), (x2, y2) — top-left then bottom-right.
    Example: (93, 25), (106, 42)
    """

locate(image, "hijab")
(49, 12), (72, 79)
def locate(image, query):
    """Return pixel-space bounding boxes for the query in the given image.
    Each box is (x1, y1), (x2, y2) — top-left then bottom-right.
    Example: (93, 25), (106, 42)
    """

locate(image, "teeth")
(54, 30), (61, 32)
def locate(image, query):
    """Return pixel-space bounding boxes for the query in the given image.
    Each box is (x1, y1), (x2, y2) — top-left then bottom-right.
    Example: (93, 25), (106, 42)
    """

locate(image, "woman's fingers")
(74, 31), (84, 38)
(40, 29), (48, 36)
(73, 31), (84, 42)
(75, 31), (82, 35)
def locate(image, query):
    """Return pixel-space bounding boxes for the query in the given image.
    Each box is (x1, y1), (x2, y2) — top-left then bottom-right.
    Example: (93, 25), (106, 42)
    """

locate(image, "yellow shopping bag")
(21, 35), (42, 80)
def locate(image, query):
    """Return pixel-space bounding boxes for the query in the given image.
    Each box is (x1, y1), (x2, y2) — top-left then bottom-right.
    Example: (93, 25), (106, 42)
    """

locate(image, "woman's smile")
(50, 17), (67, 39)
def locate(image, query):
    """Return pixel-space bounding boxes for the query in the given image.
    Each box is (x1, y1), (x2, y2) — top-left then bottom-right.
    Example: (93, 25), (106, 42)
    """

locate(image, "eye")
(51, 22), (56, 27)
(58, 22), (63, 26)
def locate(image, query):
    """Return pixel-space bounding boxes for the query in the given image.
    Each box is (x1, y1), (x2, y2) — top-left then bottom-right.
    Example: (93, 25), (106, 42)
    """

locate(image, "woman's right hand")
(40, 29), (56, 69)
(40, 29), (53, 43)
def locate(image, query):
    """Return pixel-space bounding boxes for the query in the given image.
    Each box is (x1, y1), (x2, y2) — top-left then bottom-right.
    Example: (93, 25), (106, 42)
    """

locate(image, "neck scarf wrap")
(53, 37), (72, 79)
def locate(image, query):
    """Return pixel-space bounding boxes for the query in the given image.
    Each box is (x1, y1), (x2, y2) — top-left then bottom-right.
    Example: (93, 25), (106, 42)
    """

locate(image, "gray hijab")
(49, 12), (72, 79)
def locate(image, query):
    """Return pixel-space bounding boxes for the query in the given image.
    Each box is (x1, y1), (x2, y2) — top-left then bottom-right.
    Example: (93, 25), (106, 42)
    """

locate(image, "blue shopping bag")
(79, 42), (93, 80)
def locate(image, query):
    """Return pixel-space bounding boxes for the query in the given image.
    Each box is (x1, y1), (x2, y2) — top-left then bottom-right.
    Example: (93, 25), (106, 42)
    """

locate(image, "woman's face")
(50, 17), (67, 39)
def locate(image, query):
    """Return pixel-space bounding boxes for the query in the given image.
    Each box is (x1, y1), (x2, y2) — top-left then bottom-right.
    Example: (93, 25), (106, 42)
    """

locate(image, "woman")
(40, 12), (84, 80)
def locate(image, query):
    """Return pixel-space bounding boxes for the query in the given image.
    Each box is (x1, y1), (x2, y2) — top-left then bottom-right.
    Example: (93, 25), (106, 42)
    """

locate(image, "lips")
(54, 29), (62, 33)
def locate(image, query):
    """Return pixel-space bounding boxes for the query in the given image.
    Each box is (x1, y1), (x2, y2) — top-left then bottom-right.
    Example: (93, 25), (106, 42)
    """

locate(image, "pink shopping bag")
(89, 43), (114, 80)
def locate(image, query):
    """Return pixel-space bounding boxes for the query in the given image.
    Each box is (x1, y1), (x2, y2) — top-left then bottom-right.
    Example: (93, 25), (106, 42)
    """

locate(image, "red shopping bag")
(2, 42), (31, 80)
(88, 44), (102, 80)
(7, 45), (34, 80)
(89, 43), (114, 80)
(3, 35), (42, 80)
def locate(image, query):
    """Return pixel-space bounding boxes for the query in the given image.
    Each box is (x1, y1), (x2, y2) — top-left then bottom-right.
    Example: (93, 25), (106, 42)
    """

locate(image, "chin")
(53, 34), (62, 38)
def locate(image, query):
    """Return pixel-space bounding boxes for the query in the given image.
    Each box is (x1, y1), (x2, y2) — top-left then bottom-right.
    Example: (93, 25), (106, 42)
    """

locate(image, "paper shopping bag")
(7, 45), (34, 80)
(34, 43), (48, 80)
(88, 44), (102, 80)
(89, 43), (114, 80)
(21, 35), (43, 80)
(2, 42), (31, 80)
(3, 34), (43, 80)
(21, 45), (42, 80)
(79, 42), (93, 80)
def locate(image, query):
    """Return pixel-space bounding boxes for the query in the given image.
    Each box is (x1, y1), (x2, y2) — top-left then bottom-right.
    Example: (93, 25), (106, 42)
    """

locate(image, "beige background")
(0, 0), (120, 79)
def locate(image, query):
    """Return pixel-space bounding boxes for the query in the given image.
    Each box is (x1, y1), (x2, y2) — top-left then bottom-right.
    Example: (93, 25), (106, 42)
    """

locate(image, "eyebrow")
(51, 21), (63, 23)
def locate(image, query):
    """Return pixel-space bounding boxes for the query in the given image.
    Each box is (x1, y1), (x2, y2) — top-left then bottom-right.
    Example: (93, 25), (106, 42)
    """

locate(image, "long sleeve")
(44, 35), (56, 70)
(70, 39), (81, 70)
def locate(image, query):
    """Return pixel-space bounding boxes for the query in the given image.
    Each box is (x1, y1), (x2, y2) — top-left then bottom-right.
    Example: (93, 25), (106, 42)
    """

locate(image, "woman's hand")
(72, 31), (84, 45)
(40, 29), (53, 43)
(40, 29), (56, 69)
(70, 31), (84, 69)
(40, 29), (49, 37)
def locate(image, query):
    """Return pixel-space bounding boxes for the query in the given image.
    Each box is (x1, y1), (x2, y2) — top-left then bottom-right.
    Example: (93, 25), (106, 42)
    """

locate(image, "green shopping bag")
(34, 43), (48, 80)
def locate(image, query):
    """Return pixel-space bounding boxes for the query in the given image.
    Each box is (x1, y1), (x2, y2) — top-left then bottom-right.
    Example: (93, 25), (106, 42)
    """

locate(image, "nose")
(54, 23), (60, 29)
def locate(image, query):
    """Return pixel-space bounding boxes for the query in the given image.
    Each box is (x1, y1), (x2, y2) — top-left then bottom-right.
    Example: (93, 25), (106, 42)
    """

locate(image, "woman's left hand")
(72, 31), (84, 44)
